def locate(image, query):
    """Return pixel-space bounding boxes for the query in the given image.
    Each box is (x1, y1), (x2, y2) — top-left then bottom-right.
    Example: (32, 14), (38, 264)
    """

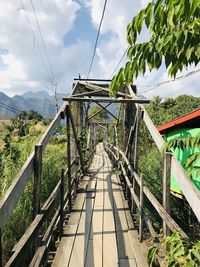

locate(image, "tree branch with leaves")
(110, 0), (200, 96)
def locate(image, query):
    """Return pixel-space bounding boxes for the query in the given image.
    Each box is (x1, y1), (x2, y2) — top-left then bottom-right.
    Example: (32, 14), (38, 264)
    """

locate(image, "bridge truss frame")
(0, 80), (200, 266)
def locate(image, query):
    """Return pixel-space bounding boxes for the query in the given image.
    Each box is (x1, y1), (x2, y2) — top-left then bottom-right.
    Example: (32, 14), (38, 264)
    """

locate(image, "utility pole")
(50, 78), (59, 114)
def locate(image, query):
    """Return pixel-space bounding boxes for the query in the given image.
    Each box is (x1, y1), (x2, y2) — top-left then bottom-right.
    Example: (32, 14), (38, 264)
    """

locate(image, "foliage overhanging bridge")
(0, 81), (200, 267)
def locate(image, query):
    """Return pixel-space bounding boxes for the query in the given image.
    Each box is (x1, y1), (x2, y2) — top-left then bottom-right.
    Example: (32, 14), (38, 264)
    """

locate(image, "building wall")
(165, 127), (200, 194)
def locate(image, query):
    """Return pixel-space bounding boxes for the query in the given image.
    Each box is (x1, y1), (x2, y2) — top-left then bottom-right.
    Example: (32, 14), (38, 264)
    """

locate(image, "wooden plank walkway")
(52, 143), (147, 267)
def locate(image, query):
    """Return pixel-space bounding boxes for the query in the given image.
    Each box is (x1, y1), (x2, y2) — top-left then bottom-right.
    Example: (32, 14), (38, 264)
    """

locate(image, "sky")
(0, 0), (199, 99)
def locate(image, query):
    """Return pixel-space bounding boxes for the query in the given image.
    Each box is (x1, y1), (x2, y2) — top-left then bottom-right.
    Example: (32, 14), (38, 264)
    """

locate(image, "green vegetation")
(148, 232), (200, 266)
(138, 95), (200, 197)
(109, 0), (200, 95)
(0, 111), (66, 263)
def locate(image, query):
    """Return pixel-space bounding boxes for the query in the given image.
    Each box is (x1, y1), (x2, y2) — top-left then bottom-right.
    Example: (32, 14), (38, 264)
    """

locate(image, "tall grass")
(0, 132), (66, 263)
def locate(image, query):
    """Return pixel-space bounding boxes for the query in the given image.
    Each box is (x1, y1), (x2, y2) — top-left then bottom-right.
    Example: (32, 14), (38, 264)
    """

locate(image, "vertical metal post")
(114, 125), (119, 159)
(139, 174), (144, 242)
(133, 107), (142, 172)
(87, 126), (91, 150)
(131, 175), (137, 215)
(125, 168), (131, 206)
(91, 124), (94, 150)
(74, 157), (79, 195)
(33, 144), (43, 219)
(66, 105), (71, 213)
(59, 169), (65, 239)
(68, 110), (85, 175)
(94, 124), (96, 146)
(163, 152), (172, 237)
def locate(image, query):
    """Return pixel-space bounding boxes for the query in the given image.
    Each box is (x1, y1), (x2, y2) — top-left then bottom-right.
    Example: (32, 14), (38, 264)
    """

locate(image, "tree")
(18, 110), (43, 121)
(110, 0), (200, 96)
(11, 110), (44, 137)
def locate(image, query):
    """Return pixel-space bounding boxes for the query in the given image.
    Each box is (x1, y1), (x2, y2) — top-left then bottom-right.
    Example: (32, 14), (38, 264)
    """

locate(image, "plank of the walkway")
(52, 193), (85, 267)
(52, 175), (90, 267)
(68, 179), (96, 266)
(119, 259), (137, 267)
(108, 163), (137, 266)
(103, 170), (118, 267)
(116, 175), (148, 267)
(85, 166), (104, 267)
(113, 190), (137, 262)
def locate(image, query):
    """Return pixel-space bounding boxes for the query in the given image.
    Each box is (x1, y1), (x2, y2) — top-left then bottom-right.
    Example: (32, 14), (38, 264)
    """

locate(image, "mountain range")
(0, 90), (65, 119)
(0, 89), (147, 120)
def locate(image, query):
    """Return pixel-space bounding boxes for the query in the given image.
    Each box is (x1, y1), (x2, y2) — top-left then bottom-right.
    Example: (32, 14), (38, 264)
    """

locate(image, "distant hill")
(0, 90), (65, 119)
(22, 90), (50, 99)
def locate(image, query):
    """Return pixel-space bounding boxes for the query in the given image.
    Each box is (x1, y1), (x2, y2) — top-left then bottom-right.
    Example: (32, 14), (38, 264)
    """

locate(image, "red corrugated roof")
(157, 108), (200, 133)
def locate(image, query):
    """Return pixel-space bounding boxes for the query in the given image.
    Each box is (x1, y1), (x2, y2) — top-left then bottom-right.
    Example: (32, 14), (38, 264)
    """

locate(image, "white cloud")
(0, 0), (92, 96)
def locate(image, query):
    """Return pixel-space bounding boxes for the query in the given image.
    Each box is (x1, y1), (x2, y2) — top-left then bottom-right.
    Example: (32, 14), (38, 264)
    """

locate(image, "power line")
(19, 0), (52, 79)
(109, 47), (128, 79)
(0, 104), (20, 114)
(0, 103), (21, 113)
(140, 68), (200, 95)
(87, 0), (108, 79)
(30, 0), (54, 80)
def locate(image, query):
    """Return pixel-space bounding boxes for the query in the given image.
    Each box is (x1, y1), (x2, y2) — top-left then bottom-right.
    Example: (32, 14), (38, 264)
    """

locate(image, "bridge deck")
(52, 143), (147, 267)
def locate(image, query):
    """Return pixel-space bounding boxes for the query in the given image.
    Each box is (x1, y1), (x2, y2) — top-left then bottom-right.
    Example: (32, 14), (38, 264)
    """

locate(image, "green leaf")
(190, 0), (199, 16)
(165, 53), (171, 68)
(191, 248), (200, 262)
(137, 9), (145, 34)
(183, 260), (197, 267)
(139, 59), (146, 75)
(127, 46), (135, 59)
(186, 48), (194, 60)
(154, 52), (162, 69)
(176, 0), (185, 20)
(145, 2), (154, 28)
(131, 59), (139, 78)
(194, 241), (200, 249)
(147, 52), (154, 71)
(147, 246), (158, 267)
(195, 46), (200, 58)
(143, 43), (150, 59)
(168, 64), (178, 78)
(154, 0), (164, 16)
(117, 67), (125, 88)
(184, 0), (190, 18)
(167, 6), (175, 27)
(124, 61), (133, 84)
(109, 74), (118, 97)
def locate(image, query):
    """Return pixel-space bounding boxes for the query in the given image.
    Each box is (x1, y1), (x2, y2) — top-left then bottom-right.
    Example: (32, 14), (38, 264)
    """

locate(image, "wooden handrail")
(105, 143), (187, 238)
(0, 103), (67, 229)
(128, 85), (200, 224)
(6, 159), (78, 266)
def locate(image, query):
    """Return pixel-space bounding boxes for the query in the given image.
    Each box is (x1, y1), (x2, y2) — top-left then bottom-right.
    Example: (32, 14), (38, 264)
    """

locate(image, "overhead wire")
(0, 104), (20, 114)
(109, 47), (128, 79)
(19, 0), (52, 80)
(0, 103), (21, 113)
(140, 68), (200, 95)
(30, 0), (54, 80)
(87, 0), (108, 79)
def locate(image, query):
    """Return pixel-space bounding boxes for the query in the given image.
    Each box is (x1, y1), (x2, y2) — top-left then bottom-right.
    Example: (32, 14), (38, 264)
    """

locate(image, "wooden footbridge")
(1, 81), (200, 266)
